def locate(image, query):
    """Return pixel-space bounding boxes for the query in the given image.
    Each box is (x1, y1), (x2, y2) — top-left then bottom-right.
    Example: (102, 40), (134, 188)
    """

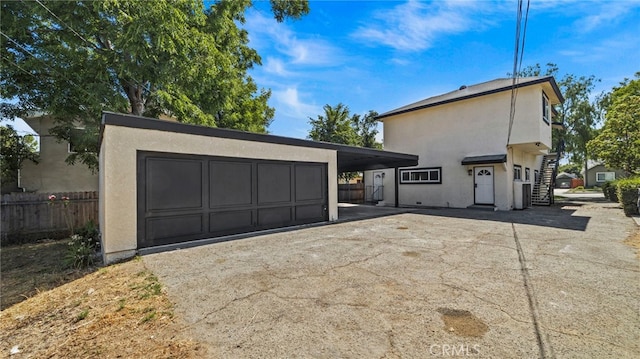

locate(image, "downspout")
(394, 167), (399, 208)
(17, 169), (25, 192)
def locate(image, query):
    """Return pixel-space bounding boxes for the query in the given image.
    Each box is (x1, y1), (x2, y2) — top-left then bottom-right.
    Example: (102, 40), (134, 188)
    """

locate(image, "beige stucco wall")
(101, 125), (338, 264)
(21, 116), (98, 192)
(372, 82), (555, 210)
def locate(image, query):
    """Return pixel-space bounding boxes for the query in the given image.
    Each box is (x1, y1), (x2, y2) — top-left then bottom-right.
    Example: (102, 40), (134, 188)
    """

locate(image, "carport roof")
(101, 112), (418, 172)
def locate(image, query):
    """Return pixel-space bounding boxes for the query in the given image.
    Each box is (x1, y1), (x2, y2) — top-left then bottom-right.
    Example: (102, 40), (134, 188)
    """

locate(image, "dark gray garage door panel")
(258, 163), (291, 204)
(138, 152), (328, 248)
(209, 210), (253, 232)
(296, 165), (324, 201)
(209, 161), (252, 207)
(146, 158), (204, 210)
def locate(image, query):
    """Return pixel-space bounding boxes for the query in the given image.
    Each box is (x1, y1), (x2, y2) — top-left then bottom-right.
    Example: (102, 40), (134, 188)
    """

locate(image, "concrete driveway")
(144, 200), (639, 358)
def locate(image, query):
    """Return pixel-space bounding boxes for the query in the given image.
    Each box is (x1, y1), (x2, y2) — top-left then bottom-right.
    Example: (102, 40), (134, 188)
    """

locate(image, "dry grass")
(1, 241), (204, 358)
(1, 239), (93, 310)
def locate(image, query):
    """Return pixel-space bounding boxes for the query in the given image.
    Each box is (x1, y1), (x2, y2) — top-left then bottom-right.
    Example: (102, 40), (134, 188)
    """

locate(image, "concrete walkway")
(144, 200), (639, 358)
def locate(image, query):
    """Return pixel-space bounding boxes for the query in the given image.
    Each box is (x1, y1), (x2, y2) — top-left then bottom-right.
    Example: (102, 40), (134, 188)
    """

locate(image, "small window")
(525, 167), (530, 181)
(595, 172), (615, 182)
(400, 167), (442, 184)
(534, 170), (539, 183)
(514, 165), (522, 180)
(542, 92), (550, 125)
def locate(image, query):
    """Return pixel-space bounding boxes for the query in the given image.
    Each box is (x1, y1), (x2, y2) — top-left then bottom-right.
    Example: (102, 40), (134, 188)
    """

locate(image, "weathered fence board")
(1, 191), (98, 244)
(338, 183), (365, 203)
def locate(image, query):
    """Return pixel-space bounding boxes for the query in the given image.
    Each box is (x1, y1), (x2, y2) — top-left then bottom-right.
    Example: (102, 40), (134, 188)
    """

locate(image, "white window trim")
(542, 92), (550, 125)
(595, 172), (615, 182)
(400, 167), (442, 184)
(514, 165), (522, 180)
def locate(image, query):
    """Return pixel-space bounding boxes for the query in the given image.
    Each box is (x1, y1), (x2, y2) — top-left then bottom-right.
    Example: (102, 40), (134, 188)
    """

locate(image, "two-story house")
(20, 115), (98, 193)
(365, 76), (564, 211)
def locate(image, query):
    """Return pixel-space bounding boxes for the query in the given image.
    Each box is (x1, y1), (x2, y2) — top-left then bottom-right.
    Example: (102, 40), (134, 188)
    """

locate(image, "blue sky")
(6, 0), (640, 140)
(245, 0), (640, 140)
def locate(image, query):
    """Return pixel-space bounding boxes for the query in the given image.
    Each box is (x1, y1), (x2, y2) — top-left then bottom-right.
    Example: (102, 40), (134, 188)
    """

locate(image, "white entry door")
(474, 166), (494, 204)
(373, 171), (384, 201)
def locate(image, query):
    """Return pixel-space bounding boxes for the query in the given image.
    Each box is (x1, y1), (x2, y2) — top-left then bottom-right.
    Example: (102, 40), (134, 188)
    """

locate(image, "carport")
(99, 112), (417, 263)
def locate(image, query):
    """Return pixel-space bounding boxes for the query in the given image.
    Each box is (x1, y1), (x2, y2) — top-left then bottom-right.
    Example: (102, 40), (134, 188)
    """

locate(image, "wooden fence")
(1, 191), (99, 244)
(338, 183), (365, 203)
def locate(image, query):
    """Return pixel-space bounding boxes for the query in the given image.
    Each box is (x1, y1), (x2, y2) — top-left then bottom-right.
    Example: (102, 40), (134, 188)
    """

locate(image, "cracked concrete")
(143, 200), (639, 358)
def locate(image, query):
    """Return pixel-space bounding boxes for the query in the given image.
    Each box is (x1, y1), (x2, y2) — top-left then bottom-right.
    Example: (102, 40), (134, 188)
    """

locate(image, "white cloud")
(263, 57), (294, 77)
(245, 11), (341, 67)
(273, 87), (321, 119)
(351, 0), (479, 52)
(572, 2), (632, 33)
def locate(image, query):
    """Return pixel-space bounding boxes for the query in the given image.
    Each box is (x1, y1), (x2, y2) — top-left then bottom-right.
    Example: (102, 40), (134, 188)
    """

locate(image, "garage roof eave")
(101, 111), (418, 172)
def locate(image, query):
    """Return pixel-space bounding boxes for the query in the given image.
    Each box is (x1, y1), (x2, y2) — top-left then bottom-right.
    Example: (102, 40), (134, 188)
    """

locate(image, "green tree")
(0, 0), (309, 170)
(352, 110), (382, 149)
(0, 125), (39, 183)
(308, 103), (358, 146)
(516, 63), (601, 186)
(557, 163), (582, 177)
(588, 73), (640, 174)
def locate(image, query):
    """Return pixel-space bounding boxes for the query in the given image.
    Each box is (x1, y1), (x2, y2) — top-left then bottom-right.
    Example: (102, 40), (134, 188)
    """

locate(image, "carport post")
(395, 167), (399, 208)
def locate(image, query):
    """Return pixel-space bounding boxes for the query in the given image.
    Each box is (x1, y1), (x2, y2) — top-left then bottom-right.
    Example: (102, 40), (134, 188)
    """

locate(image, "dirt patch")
(402, 251), (420, 257)
(1, 239), (95, 310)
(437, 308), (489, 338)
(0, 257), (203, 358)
(623, 229), (640, 259)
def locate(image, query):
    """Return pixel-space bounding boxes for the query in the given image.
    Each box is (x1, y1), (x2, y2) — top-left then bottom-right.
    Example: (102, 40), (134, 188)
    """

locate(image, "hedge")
(602, 181), (618, 202)
(615, 177), (640, 216)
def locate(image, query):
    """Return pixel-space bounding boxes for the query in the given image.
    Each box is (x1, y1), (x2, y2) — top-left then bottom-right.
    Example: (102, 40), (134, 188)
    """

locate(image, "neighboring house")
(555, 172), (577, 189)
(583, 164), (627, 187)
(19, 115), (98, 193)
(365, 76), (564, 210)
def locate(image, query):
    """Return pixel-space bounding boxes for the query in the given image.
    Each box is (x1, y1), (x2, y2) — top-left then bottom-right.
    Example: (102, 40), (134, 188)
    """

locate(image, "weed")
(140, 309), (156, 323)
(116, 298), (126, 312)
(133, 274), (163, 299)
(75, 309), (89, 322)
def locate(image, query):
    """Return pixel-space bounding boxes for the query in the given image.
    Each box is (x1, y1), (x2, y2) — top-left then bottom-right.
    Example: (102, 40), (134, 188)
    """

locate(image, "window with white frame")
(514, 165), (522, 180)
(400, 167), (441, 184)
(595, 172), (615, 182)
(542, 92), (551, 125)
(525, 167), (530, 181)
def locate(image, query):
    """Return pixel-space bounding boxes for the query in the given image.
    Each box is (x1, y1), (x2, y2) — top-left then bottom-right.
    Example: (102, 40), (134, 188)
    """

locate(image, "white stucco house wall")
(20, 115), (99, 193)
(365, 76), (564, 211)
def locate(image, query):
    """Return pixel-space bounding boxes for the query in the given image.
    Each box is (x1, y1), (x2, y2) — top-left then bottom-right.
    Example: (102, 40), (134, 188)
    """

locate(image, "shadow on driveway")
(339, 198), (620, 232)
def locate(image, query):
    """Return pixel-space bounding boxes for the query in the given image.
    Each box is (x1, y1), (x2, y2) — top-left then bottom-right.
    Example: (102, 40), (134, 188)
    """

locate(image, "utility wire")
(1, 54), (96, 115)
(506, 0), (530, 147)
(1, 31), (115, 111)
(33, 0), (100, 51)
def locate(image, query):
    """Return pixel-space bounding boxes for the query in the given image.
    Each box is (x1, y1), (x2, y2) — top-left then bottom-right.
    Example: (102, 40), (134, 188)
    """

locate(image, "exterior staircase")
(532, 153), (559, 206)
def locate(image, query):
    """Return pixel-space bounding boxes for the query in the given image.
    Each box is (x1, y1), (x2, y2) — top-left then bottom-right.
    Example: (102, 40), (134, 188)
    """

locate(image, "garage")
(138, 152), (327, 248)
(99, 112), (417, 263)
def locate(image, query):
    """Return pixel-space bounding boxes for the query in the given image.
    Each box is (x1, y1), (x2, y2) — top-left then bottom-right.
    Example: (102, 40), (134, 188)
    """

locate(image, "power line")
(32, 0), (101, 51)
(1, 31), (115, 110)
(506, 0), (530, 147)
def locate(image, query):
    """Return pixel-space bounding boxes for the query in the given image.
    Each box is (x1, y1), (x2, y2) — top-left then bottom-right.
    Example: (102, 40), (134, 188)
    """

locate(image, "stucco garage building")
(99, 112), (417, 263)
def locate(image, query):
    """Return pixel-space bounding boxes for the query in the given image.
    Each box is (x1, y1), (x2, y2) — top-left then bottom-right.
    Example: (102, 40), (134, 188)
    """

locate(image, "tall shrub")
(602, 181), (618, 202)
(615, 177), (640, 216)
